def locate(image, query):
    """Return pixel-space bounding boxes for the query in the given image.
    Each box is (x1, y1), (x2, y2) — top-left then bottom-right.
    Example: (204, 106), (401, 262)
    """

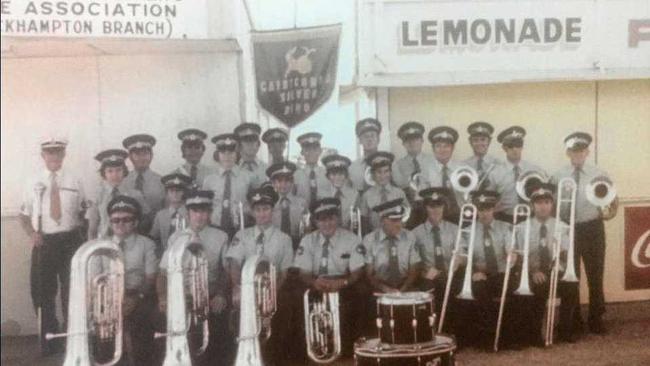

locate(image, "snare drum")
(376, 292), (436, 345)
(354, 336), (456, 366)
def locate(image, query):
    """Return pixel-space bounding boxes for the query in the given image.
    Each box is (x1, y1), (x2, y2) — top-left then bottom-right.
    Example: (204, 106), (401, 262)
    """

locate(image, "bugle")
(304, 289), (341, 364)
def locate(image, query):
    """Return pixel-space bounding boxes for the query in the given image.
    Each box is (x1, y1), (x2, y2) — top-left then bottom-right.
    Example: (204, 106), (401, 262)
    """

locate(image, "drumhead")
(354, 336), (455, 358)
(377, 291), (433, 305)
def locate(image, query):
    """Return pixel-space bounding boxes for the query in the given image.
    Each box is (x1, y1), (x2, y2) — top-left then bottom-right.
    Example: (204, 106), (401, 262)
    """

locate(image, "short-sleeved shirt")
(392, 152), (436, 189)
(419, 159), (465, 208)
(110, 234), (158, 291)
(239, 158), (269, 189)
(294, 164), (330, 208)
(552, 163), (611, 223)
(360, 184), (408, 231)
(272, 193), (308, 239)
(226, 225), (294, 273)
(516, 217), (569, 272)
(462, 154), (503, 174)
(149, 205), (188, 252)
(21, 168), (86, 234)
(492, 160), (544, 215)
(86, 181), (150, 239)
(471, 220), (511, 274)
(202, 165), (253, 226)
(294, 228), (365, 276)
(318, 183), (360, 230)
(412, 220), (459, 269)
(122, 168), (166, 214)
(362, 228), (421, 283)
(175, 162), (216, 188)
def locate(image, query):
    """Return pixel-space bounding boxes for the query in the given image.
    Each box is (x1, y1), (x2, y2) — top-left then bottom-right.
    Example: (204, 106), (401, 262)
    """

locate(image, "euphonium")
(155, 232), (210, 366)
(450, 166), (479, 201)
(304, 289), (341, 364)
(586, 175), (618, 220)
(516, 171), (549, 202)
(46, 239), (124, 366)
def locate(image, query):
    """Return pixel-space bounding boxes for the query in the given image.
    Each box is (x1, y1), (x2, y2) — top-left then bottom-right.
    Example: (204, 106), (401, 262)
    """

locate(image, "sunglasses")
(110, 216), (136, 224)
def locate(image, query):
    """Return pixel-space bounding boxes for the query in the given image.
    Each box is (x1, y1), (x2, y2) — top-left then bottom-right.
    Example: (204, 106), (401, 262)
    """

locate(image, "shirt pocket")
(60, 187), (81, 214)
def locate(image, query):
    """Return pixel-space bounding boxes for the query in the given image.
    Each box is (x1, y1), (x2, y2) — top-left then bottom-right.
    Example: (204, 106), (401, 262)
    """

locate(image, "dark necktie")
(309, 169), (317, 204)
(190, 164), (198, 183)
(334, 188), (343, 200)
(539, 223), (551, 272)
(387, 236), (401, 287)
(413, 157), (421, 174)
(573, 167), (581, 216)
(256, 230), (265, 255)
(169, 209), (179, 236)
(380, 185), (388, 203)
(318, 237), (330, 275)
(111, 187), (119, 199)
(220, 171), (234, 230)
(243, 161), (255, 172)
(432, 226), (446, 271)
(50, 173), (62, 223)
(280, 197), (291, 235)
(135, 171), (144, 192)
(442, 164), (450, 188)
(477, 156), (484, 173)
(483, 224), (499, 274)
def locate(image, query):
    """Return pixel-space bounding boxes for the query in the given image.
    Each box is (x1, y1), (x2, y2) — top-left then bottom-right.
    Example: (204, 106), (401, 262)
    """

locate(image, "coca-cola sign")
(624, 206), (650, 290)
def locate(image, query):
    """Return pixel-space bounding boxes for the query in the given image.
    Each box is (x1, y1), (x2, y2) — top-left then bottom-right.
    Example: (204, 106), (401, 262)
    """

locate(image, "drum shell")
(354, 336), (455, 366)
(377, 299), (435, 345)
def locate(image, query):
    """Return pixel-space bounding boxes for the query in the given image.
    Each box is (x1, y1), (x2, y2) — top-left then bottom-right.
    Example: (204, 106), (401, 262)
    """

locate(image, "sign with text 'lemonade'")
(0, 0), (207, 39)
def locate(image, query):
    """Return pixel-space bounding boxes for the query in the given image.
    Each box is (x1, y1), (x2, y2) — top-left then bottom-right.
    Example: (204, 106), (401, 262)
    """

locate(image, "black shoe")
(557, 332), (578, 343)
(589, 319), (607, 334)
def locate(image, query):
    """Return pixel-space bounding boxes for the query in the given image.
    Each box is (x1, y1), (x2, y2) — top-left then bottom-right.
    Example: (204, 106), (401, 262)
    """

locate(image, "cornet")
(304, 289), (341, 364)
(46, 239), (124, 366)
(450, 166), (479, 201)
(586, 176), (618, 220)
(516, 171), (548, 202)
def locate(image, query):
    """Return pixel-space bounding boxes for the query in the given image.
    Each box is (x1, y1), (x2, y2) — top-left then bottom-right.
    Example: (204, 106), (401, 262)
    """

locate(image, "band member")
(359, 151), (407, 233)
(105, 195), (157, 366)
(349, 118), (382, 192)
(463, 122), (502, 184)
(294, 198), (367, 356)
(363, 198), (421, 294)
(319, 154), (359, 231)
(202, 133), (254, 239)
(424, 126), (463, 220)
(149, 173), (191, 257)
(86, 149), (149, 240)
(121, 134), (166, 231)
(19, 137), (86, 356)
(267, 162), (308, 250)
(492, 126), (545, 223)
(158, 190), (230, 366)
(176, 128), (215, 187)
(551, 132), (615, 334)
(234, 122), (268, 189)
(515, 183), (577, 345)
(294, 132), (329, 208)
(262, 128), (289, 165)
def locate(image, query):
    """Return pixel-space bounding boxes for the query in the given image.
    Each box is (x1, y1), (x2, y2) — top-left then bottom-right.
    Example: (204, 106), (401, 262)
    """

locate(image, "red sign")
(624, 206), (650, 290)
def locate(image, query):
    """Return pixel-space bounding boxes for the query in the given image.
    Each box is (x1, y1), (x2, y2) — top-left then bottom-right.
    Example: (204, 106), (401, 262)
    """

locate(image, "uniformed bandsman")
(551, 131), (615, 335)
(423, 126), (463, 221)
(463, 121), (502, 187)
(359, 151), (408, 233)
(149, 173), (191, 257)
(176, 128), (215, 187)
(235, 122), (268, 189)
(262, 127), (289, 166)
(266, 161), (308, 250)
(349, 118), (382, 192)
(294, 132), (329, 208)
(202, 133), (254, 239)
(19, 136), (86, 355)
(86, 149), (150, 240)
(319, 154), (360, 231)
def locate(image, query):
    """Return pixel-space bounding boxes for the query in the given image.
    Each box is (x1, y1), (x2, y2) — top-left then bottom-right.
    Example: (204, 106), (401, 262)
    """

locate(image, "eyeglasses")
(110, 217), (136, 224)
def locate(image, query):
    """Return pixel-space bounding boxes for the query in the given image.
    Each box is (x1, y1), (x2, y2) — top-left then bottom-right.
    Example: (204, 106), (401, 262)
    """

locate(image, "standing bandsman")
(349, 118), (382, 192)
(235, 122), (268, 189)
(121, 133), (166, 231)
(359, 152), (408, 233)
(294, 132), (329, 208)
(149, 173), (191, 257)
(262, 127), (290, 166)
(20, 137), (86, 355)
(492, 126), (545, 223)
(267, 161), (308, 250)
(176, 128), (215, 187)
(551, 132), (616, 334)
(319, 154), (359, 231)
(463, 121), (502, 186)
(203, 133), (254, 239)
(424, 126), (463, 221)
(87, 149), (149, 240)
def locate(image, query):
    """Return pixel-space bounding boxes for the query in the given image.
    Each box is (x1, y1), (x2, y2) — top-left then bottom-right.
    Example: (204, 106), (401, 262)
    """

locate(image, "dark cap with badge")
(321, 154), (351, 175)
(122, 134), (156, 152)
(467, 121), (494, 138)
(365, 151), (395, 171)
(470, 190), (500, 210)
(356, 118), (382, 137)
(211, 133), (239, 152)
(310, 197), (341, 219)
(297, 132), (323, 148)
(529, 182), (555, 202)
(178, 128), (208, 144)
(161, 173), (192, 190)
(248, 185), (278, 207)
(95, 149), (128, 166)
(266, 161), (297, 180)
(234, 123), (262, 142)
(41, 135), (68, 151)
(184, 190), (214, 209)
(497, 126), (526, 148)
(419, 187), (450, 207)
(398, 121), (425, 141)
(373, 198), (407, 220)
(262, 128), (289, 143)
(564, 132), (592, 151)
(107, 195), (141, 217)
(428, 126), (459, 144)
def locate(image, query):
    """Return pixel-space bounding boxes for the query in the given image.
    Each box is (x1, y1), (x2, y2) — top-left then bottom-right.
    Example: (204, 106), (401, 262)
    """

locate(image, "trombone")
(304, 289), (341, 364)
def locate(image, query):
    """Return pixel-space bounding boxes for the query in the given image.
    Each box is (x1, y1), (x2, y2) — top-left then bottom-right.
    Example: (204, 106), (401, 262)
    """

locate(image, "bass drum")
(377, 291), (435, 345)
(354, 336), (456, 366)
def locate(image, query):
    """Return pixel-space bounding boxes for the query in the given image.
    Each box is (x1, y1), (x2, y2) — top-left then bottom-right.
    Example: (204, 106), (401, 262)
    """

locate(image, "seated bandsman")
(319, 154), (360, 231)
(203, 133), (254, 239)
(363, 198), (421, 294)
(359, 151), (408, 233)
(104, 195), (157, 366)
(294, 132), (329, 208)
(514, 182), (577, 346)
(149, 173), (191, 257)
(294, 198), (367, 356)
(463, 122), (502, 188)
(266, 161), (308, 250)
(262, 128), (289, 166)
(349, 118), (382, 193)
(87, 149), (150, 240)
(235, 122), (268, 189)
(424, 126), (463, 221)
(175, 128), (215, 187)
(492, 126), (545, 224)
(157, 190), (230, 366)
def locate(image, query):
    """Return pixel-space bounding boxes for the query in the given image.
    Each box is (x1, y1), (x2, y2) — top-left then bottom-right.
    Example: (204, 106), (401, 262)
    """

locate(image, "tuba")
(155, 231), (210, 365)
(516, 171), (549, 202)
(304, 289), (341, 364)
(450, 166), (479, 201)
(46, 239), (124, 366)
(235, 255), (277, 366)
(586, 176), (618, 220)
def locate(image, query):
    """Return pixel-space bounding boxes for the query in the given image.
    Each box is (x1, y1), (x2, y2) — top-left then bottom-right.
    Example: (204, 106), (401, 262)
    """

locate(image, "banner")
(252, 24), (341, 128)
(624, 206), (650, 290)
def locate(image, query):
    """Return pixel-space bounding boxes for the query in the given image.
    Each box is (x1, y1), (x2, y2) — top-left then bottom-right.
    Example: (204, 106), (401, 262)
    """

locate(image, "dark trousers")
(525, 272), (579, 342)
(30, 230), (82, 353)
(416, 269), (464, 335)
(119, 294), (156, 366)
(575, 219), (606, 322)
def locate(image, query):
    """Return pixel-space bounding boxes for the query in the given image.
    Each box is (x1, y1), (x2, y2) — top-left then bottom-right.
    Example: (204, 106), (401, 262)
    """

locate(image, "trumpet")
(516, 171), (549, 202)
(350, 206), (362, 238)
(409, 171), (423, 192)
(155, 231), (210, 365)
(438, 203), (478, 333)
(238, 201), (245, 231)
(46, 239), (124, 366)
(299, 211), (312, 237)
(364, 166), (376, 187)
(586, 176), (618, 220)
(304, 289), (341, 364)
(173, 213), (187, 232)
(450, 166), (479, 201)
